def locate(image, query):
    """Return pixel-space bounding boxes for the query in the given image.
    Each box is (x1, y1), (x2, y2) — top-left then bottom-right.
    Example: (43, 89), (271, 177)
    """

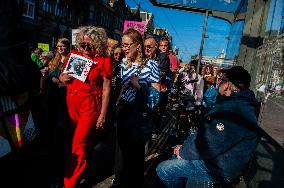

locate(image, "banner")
(123, 20), (146, 34)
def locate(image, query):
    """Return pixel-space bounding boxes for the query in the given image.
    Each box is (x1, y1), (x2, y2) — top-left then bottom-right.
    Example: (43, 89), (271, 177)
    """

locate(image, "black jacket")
(156, 52), (170, 73)
(180, 90), (261, 181)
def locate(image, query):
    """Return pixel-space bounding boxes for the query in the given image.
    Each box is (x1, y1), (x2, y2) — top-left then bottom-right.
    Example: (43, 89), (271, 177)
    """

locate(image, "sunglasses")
(121, 42), (134, 49)
(79, 43), (94, 50)
(145, 45), (154, 50)
(114, 52), (123, 56)
(220, 77), (229, 82)
(56, 45), (67, 48)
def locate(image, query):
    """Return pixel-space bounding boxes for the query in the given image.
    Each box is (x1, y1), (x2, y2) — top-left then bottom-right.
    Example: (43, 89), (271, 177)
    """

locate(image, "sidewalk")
(258, 96), (284, 148)
(246, 96), (284, 188)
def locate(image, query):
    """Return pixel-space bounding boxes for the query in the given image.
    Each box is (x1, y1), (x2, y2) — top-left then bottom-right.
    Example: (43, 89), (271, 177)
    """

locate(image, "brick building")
(19, 0), (141, 51)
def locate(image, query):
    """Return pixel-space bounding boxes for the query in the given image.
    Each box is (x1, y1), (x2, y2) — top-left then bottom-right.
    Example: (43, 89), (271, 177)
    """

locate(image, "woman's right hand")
(40, 67), (49, 75)
(130, 74), (141, 89)
(59, 72), (73, 83)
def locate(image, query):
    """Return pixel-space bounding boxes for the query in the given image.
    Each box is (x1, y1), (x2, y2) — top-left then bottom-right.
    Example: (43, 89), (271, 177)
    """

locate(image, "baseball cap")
(221, 66), (251, 90)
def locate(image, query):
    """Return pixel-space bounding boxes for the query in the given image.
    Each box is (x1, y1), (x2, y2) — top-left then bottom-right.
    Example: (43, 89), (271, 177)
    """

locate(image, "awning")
(150, 0), (247, 23)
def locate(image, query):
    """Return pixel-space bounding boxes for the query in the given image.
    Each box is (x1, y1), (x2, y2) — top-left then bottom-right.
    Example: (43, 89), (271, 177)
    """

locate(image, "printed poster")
(63, 53), (94, 82)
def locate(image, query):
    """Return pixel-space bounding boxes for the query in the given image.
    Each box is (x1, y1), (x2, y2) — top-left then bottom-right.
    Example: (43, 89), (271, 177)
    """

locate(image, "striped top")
(120, 58), (160, 103)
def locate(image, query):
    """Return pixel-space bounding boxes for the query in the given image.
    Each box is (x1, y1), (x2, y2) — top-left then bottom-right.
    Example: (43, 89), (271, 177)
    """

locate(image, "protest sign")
(123, 20), (146, 34)
(37, 43), (49, 52)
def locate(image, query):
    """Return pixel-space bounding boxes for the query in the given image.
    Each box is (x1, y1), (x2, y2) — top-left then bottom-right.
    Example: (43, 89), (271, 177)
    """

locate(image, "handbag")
(136, 64), (160, 110)
(148, 86), (160, 109)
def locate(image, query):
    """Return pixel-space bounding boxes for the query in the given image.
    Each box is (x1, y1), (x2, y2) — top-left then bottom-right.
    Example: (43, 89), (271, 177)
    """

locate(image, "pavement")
(258, 97), (284, 148)
(0, 96), (284, 188)
(245, 96), (284, 188)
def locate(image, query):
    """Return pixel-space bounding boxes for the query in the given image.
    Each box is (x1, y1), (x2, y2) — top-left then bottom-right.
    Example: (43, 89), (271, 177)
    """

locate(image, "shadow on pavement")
(1, 108), (284, 188)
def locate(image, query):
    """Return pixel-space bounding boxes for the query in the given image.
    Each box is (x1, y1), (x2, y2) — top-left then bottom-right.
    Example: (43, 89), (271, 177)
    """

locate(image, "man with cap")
(156, 66), (261, 188)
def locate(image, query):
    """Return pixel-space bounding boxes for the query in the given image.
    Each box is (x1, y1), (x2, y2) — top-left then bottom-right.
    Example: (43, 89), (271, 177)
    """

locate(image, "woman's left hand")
(96, 114), (105, 129)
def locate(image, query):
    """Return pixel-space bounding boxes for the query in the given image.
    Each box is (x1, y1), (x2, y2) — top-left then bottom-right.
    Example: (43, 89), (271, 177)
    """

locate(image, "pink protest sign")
(123, 20), (146, 34)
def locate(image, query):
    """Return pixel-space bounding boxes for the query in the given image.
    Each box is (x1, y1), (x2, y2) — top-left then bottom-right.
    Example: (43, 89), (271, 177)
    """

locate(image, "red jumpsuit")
(63, 50), (112, 188)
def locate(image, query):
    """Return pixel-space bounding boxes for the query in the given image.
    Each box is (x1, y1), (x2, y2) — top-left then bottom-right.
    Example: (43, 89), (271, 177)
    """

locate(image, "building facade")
(20, 0), (141, 51)
(202, 52), (235, 68)
(140, 11), (154, 35)
(237, 0), (284, 91)
(255, 33), (284, 89)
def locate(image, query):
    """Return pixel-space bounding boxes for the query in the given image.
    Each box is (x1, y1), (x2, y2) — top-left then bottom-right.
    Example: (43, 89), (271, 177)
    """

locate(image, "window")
(42, 0), (48, 12)
(89, 4), (95, 20)
(55, 4), (61, 16)
(23, 0), (35, 19)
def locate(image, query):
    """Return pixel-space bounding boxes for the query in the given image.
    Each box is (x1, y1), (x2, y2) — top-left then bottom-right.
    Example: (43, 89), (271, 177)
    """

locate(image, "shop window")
(55, 0), (62, 16)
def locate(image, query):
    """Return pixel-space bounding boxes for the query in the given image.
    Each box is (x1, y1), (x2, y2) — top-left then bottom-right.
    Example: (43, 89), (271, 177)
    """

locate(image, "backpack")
(203, 87), (218, 108)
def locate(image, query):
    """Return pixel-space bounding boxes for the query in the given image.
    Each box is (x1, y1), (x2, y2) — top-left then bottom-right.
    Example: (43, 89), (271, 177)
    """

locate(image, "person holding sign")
(59, 26), (112, 188)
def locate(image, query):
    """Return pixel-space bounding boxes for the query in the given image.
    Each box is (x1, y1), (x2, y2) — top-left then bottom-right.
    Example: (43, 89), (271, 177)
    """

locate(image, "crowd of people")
(24, 26), (262, 188)
(2, 10), (262, 187)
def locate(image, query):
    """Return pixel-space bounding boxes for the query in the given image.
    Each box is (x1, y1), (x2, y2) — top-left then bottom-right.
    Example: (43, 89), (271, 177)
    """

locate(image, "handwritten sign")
(37, 43), (49, 52)
(123, 20), (146, 34)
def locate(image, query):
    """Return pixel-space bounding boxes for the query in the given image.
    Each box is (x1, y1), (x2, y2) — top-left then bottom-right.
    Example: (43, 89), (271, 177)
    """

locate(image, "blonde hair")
(48, 38), (70, 72)
(75, 26), (108, 57)
(122, 28), (146, 68)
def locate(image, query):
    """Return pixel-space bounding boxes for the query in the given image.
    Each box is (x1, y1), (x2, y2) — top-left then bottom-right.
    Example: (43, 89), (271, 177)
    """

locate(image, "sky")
(125, 0), (232, 63)
(265, 0), (284, 32)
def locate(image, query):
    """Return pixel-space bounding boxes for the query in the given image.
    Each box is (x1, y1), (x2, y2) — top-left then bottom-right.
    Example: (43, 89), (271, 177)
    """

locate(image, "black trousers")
(154, 91), (168, 133)
(116, 101), (146, 188)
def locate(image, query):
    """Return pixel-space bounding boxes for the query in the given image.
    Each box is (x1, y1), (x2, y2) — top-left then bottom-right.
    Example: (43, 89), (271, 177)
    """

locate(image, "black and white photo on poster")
(63, 53), (95, 82)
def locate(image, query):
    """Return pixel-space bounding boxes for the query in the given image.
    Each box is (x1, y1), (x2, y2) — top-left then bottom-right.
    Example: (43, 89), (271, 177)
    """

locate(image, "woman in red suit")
(59, 26), (112, 188)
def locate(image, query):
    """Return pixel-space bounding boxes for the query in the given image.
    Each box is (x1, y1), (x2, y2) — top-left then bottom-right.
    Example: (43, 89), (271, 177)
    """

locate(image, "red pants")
(64, 90), (98, 188)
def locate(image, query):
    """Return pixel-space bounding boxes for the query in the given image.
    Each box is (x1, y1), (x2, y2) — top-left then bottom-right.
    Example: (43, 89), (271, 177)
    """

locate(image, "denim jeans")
(156, 156), (215, 188)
